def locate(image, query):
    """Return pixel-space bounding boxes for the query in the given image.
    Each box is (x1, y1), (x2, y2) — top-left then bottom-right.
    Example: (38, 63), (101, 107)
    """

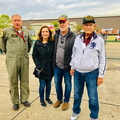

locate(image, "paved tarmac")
(0, 54), (120, 120)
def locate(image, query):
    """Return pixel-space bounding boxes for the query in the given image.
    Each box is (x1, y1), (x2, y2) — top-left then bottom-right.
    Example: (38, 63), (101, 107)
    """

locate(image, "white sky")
(0, 0), (120, 20)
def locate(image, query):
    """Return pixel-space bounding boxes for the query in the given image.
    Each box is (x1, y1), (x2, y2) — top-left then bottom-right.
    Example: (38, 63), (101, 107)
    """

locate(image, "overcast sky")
(0, 0), (120, 20)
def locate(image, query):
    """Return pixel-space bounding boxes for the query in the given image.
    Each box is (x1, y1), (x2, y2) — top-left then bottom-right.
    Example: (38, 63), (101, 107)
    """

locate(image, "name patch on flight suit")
(0, 31), (3, 37)
(11, 34), (18, 38)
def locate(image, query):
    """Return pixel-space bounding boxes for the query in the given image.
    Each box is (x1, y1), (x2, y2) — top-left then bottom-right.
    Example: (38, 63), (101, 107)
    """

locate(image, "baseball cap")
(58, 15), (69, 21)
(83, 15), (95, 24)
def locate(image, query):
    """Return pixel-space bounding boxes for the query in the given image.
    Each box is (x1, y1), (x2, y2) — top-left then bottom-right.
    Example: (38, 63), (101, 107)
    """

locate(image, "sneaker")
(40, 100), (46, 107)
(53, 100), (62, 108)
(46, 98), (53, 104)
(90, 118), (98, 120)
(13, 104), (19, 111)
(62, 102), (69, 111)
(70, 112), (80, 120)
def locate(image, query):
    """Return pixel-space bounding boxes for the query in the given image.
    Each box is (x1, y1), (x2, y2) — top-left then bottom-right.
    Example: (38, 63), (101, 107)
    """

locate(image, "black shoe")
(40, 100), (46, 107)
(21, 101), (30, 107)
(13, 104), (19, 111)
(46, 98), (53, 104)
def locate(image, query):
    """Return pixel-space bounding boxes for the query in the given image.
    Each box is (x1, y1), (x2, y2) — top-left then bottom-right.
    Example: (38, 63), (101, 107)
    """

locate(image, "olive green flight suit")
(0, 27), (32, 104)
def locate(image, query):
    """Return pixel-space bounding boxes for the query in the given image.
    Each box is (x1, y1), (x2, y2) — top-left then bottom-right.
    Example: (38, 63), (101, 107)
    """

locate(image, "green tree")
(0, 14), (11, 29)
(75, 24), (82, 32)
(51, 21), (59, 30)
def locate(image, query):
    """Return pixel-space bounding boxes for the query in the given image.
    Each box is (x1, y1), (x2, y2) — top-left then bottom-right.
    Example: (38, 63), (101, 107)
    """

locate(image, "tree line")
(0, 14), (11, 29)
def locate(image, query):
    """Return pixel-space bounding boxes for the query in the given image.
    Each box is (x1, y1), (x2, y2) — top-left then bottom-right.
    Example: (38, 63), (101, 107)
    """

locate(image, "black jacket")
(32, 40), (54, 80)
(53, 28), (76, 71)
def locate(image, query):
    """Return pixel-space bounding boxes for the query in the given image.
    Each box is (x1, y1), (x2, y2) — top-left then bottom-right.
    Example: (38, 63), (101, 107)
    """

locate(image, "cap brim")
(59, 20), (67, 22)
(83, 21), (95, 24)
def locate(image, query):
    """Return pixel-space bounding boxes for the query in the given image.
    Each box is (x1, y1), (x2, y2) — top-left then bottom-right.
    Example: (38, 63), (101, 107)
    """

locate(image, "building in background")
(22, 15), (120, 36)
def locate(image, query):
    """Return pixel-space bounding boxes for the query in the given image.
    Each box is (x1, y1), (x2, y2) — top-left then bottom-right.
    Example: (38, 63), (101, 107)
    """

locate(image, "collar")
(83, 32), (93, 40)
(80, 31), (97, 40)
(11, 26), (23, 32)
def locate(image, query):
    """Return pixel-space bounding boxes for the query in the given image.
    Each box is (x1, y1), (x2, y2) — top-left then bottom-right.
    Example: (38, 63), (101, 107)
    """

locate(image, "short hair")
(11, 14), (22, 20)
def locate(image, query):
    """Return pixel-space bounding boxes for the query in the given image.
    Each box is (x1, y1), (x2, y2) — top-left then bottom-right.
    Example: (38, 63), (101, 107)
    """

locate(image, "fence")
(29, 40), (120, 60)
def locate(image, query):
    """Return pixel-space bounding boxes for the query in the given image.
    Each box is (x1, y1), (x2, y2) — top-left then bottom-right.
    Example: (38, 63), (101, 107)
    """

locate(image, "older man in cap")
(53, 15), (76, 111)
(70, 15), (106, 120)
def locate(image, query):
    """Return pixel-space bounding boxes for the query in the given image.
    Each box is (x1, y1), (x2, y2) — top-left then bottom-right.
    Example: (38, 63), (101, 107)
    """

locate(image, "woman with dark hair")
(32, 26), (54, 107)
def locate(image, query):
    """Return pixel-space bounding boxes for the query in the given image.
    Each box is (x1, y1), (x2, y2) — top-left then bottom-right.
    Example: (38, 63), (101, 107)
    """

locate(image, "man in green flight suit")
(0, 14), (32, 111)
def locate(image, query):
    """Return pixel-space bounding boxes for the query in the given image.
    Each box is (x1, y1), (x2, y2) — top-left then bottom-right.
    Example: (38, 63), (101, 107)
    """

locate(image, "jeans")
(73, 69), (99, 119)
(54, 65), (72, 102)
(39, 78), (52, 101)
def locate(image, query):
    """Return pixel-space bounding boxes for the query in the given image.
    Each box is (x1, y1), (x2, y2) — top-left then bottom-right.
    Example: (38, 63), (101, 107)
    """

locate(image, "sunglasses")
(59, 21), (66, 24)
(61, 36), (64, 44)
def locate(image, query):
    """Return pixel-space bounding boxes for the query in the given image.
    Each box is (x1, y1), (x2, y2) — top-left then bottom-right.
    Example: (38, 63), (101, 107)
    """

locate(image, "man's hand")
(70, 69), (75, 76)
(97, 77), (104, 85)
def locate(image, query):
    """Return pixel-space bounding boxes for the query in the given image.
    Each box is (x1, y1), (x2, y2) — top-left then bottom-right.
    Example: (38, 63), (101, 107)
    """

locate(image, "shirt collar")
(80, 31), (97, 40)
(83, 32), (93, 40)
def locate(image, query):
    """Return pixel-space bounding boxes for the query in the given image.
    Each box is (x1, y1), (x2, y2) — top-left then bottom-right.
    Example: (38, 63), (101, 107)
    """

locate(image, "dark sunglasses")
(59, 21), (66, 24)
(61, 36), (64, 44)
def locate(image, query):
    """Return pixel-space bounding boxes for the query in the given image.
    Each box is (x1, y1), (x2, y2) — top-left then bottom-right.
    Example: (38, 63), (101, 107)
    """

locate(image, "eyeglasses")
(83, 24), (95, 27)
(61, 36), (64, 44)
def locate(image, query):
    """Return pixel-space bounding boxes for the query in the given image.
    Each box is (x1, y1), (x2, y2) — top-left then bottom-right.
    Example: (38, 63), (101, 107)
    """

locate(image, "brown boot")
(62, 102), (69, 111)
(54, 100), (62, 108)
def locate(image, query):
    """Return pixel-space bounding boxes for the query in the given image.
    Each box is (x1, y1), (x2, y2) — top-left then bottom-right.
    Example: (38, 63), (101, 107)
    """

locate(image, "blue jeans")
(73, 69), (99, 119)
(39, 78), (52, 101)
(54, 65), (72, 102)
